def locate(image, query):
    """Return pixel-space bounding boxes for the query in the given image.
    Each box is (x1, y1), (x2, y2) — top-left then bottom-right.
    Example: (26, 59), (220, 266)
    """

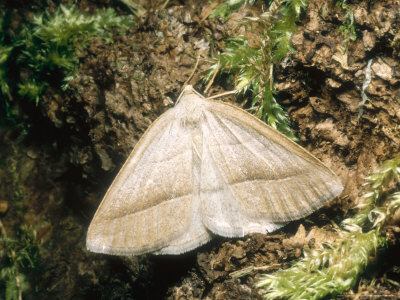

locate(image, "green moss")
(210, 0), (256, 19)
(0, 225), (40, 300)
(0, 5), (136, 122)
(256, 157), (400, 299)
(336, 0), (357, 52)
(206, 0), (308, 140)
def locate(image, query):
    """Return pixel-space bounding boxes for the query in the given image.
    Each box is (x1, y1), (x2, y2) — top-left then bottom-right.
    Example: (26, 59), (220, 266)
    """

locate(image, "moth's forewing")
(87, 107), (197, 255)
(199, 99), (343, 235)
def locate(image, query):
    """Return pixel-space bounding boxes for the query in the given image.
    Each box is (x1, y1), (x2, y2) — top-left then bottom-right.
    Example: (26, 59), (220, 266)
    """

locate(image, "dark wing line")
(111, 119), (173, 249)
(210, 105), (338, 210)
(209, 111), (306, 215)
(218, 112), (323, 200)
(203, 111), (296, 218)
(90, 107), (178, 221)
(104, 121), (189, 220)
(271, 138), (331, 208)
(207, 99), (338, 173)
(88, 107), (196, 254)
(137, 118), (174, 211)
(161, 130), (194, 246)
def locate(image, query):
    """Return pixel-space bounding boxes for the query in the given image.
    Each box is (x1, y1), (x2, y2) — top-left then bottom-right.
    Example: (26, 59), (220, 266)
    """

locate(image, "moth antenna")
(206, 89), (237, 100)
(182, 54), (201, 88)
(175, 86), (191, 105)
(204, 58), (220, 95)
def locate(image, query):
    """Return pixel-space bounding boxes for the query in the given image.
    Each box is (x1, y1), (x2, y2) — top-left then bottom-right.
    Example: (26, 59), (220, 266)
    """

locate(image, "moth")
(87, 85), (343, 255)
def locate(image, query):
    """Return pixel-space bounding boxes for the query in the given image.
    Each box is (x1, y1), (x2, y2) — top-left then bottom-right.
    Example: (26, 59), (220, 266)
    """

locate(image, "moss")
(0, 5), (136, 122)
(210, 0), (257, 19)
(206, 0), (308, 140)
(256, 157), (400, 299)
(336, 0), (357, 53)
(0, 224), (41, 300)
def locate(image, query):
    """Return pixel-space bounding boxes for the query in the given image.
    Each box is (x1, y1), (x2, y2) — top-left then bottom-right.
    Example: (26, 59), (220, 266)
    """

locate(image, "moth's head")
(182, 85), (194, 94)
(176, 85), (204, 106)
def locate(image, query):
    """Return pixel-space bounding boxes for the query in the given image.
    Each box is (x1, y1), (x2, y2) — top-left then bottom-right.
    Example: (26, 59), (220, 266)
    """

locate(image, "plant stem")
(0, 219), (22, 300)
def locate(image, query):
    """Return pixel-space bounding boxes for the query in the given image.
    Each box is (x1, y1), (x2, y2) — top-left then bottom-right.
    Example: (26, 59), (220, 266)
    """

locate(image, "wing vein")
(215, 111), (333, 213)
(210, 111), (300, 216)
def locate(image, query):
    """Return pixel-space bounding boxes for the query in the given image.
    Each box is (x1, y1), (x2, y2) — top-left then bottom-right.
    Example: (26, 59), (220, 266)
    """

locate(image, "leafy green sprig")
(210, 0), (257, 19)
(207, 0), (307, 140)
(0, 224), (40, 300)
(0, 5), (135, 119)
(336, 0), (357, 53)
(256, 157), (400, 299)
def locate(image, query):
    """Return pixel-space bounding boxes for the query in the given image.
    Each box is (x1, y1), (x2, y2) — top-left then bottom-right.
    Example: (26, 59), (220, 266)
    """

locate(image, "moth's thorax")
(175, 92), (206, 127)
